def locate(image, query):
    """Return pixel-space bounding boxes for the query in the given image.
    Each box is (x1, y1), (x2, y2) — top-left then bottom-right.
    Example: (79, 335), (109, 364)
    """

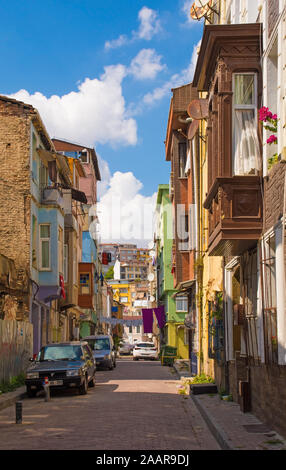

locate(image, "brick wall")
(264, 161), (286, 233)
(250, 364), (286, 437)
(0, 99), (32, 316)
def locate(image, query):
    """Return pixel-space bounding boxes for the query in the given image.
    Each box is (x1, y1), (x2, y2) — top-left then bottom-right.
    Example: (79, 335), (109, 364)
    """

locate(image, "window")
(80, 273), (90, 295)
(79, 150), (89, 163)
(176, 296), (188, 312)
(233, 73), (260, 176)
(262, 233), (278, 364)
(178, 211), (189, 251)
(120, 288), (128, 293)
(121, 297), (128, 303)
(136, 326), (141, 334)
(58, 227), (63, 274)
(129, 326), (132, 333)
(64, 244), (68, 282)
(39, 224), (50, 270)
(179, 142), (187, 178)
(39, 161), (48, 189)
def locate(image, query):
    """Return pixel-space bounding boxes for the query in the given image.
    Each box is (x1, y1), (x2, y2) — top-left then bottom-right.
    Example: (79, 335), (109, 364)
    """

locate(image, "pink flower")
(272, 114), (278, 120)
(267, 135), (277, 144)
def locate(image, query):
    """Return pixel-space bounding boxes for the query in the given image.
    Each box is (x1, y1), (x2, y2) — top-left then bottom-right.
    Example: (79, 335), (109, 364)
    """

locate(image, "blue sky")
(0, 0), (204, 243)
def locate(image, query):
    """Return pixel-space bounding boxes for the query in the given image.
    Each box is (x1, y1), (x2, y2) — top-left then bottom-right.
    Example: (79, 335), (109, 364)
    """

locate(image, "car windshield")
(93, 338), (110, 350)
(136, 343), (155, 348)
(39, 345), (83, 361)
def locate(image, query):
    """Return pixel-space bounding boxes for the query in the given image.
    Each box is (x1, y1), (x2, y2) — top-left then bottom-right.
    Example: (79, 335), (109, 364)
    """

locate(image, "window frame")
(79, 272), (91, 295)
(176, 296), (188, 313)
(232, 72), (259, 176)
(39, 223), (51, 271)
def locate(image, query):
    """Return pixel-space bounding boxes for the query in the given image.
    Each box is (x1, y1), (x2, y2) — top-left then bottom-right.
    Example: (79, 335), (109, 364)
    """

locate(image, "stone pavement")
(173, 359), (286, 450)
(190, 393), (286, 451)
(1, 359), (285, 451)
(0, 360), (220, 450)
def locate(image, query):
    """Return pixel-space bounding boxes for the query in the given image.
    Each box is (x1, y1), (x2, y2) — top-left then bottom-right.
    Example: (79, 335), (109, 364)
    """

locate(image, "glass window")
(176, 296), (188, 312)
(94, 338), (110, 350)
(179, 142), (187, 178)
(80, 273), (90, 295)
(39, 224), (50, 270)
(40, 345), (82, 361)
(233, 73), (260, 176)
(64, 244), (68, 282)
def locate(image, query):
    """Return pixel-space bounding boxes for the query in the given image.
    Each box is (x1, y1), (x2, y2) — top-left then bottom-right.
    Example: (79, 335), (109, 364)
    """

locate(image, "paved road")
(0, 358), (220, 450)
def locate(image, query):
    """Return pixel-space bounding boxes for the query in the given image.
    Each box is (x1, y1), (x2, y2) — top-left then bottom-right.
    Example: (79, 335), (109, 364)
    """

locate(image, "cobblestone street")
(0, 359), (220, 450)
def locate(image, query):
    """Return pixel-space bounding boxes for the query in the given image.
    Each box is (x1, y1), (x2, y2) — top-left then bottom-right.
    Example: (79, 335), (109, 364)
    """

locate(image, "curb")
(190, 394), (233, 450)
(0, 386), (27, 412)
(172, 366), (232, 450)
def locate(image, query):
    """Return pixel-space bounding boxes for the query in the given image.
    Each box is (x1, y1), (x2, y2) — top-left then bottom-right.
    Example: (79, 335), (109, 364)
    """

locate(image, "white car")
(133, 342), (158, 361)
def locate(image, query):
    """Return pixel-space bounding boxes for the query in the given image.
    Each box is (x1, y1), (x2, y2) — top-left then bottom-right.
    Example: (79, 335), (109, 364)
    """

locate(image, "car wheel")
(133, 357), (139, 361)
(26, 386), (38, 398)
(79, 376), (88, 395)
(88, 374), (96, 388)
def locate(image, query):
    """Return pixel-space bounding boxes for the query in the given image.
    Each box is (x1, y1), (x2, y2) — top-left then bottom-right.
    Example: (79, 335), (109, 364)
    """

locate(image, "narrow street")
(0, 360), (219, 450)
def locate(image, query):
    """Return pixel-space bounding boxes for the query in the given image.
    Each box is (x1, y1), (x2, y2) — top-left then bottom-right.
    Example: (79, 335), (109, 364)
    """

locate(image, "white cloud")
(96, 170), (157, 246)
(105, 34), (129, 51)
(182, 0), (192, 23)
(10, 64), (137, 148)
(129, 49), (166, 80)
(143, 40), (201, 106)
(105, 6), (161, 50)
(136, 6), (161, 40)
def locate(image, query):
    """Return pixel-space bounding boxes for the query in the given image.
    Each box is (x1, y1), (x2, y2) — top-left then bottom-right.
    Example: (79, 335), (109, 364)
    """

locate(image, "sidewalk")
(173, 361), (286, 450)
(0, 386), (26, 412)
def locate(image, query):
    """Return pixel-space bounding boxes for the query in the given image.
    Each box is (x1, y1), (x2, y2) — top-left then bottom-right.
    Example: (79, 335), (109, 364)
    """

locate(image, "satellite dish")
(150, 296), (155, 302)
(148, 273), (155, 282)
(148, 241), (155, 249)
(149, 250), (155, 258)
(188, 119), (200, 140)
(187, 99), (209, 120)
(190, 0), (218, 22)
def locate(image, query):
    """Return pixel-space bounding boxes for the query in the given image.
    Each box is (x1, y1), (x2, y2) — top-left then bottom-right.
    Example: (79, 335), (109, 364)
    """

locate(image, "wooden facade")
(193, 23), (264, 256)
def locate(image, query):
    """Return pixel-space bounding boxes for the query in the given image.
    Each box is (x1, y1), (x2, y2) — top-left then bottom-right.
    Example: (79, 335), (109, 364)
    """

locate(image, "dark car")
(83, 335), (116, 370)
(25, 341), (96, 397)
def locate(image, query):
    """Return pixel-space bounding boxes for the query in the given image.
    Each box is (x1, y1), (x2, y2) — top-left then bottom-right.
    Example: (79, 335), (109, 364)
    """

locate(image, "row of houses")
(0, 95), (124, 381)
(155, 0), (286, 437)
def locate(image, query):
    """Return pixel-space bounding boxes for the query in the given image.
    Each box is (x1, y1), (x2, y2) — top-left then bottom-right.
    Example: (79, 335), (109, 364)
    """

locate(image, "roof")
(52, 138), (101, 181)
(0, 95), (55, 152)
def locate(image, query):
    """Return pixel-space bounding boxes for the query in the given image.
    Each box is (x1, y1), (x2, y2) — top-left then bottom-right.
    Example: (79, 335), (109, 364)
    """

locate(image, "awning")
(172, 280), (196, 298)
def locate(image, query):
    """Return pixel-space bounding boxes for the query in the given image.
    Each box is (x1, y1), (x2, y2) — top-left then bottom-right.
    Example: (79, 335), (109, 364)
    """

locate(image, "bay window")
(233, 73), (261, 176)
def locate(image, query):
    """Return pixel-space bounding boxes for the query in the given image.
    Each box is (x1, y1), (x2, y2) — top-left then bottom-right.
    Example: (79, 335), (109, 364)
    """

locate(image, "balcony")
(41, 187), (63, 207)
(78, 262), (95, 309)
(204, 176), (263, 256)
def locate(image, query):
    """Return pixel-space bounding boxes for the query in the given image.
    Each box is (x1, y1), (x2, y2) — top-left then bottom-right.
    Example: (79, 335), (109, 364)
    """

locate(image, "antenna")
(190, 0), (219, 23)
(188, 119), (200, 140)
(187, 99), (209, 120)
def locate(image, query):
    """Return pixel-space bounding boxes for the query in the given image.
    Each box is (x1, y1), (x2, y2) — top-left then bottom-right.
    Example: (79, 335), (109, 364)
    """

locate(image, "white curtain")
(234, 110), (261, 175)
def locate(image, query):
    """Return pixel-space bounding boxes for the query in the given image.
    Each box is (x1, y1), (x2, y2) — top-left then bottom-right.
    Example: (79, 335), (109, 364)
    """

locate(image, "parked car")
(83, 335), (116, 370)
(25, 341), (96, 397)
(119, 342), (134, 355)
(133, 342), (158, 361)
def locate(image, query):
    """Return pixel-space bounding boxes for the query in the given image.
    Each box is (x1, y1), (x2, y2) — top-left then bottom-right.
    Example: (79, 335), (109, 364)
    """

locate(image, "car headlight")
(66, 369), (81, 377)
(26, 372), (39, 379)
